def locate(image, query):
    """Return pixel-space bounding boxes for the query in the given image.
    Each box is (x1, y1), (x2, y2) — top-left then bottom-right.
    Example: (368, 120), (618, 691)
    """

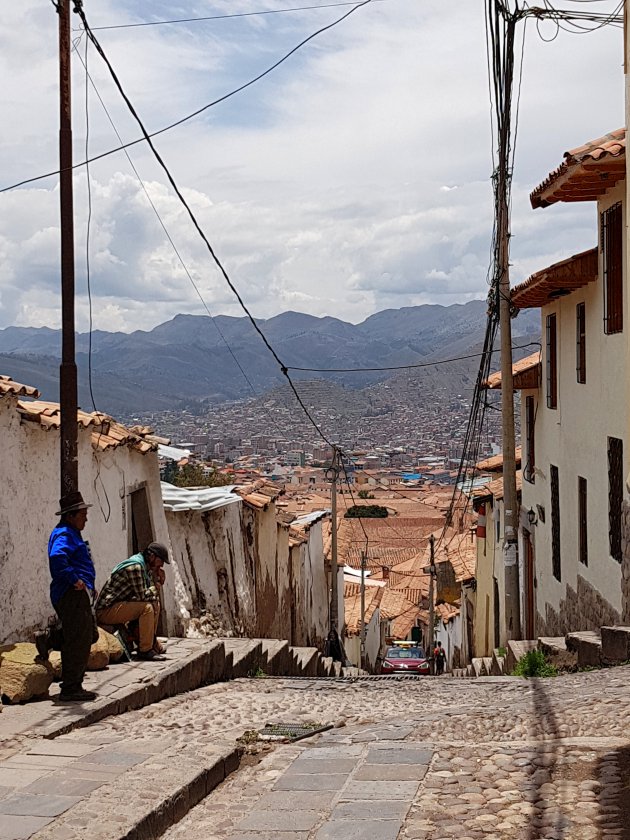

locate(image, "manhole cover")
(258, 722), (333, 742)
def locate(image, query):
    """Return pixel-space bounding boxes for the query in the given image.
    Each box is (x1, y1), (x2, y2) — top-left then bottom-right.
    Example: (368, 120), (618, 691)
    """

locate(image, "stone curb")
(120, 746), (241, 840)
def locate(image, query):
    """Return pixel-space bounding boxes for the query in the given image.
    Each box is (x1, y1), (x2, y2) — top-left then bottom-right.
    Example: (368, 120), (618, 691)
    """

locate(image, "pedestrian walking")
(38, 491), (98, 702)
(434, 640), (447, 675)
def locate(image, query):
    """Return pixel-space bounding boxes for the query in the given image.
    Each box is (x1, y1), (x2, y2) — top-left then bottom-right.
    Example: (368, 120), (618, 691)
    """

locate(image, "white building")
(507, 129), (630, 635)
(0, 374), (170, 644)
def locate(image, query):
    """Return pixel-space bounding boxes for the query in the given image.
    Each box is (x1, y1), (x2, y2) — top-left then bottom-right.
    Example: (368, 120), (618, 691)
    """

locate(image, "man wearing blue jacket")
(43, 491), (98, 702)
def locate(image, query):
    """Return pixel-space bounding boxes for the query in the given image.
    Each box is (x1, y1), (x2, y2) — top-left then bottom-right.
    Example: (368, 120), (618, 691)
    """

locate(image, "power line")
(74, 2), (352, 450)
(72, 41), (298, 445)
(83, 0), (389, 31)
(286, 341), (540, 373)
(1, 0), (374, 195)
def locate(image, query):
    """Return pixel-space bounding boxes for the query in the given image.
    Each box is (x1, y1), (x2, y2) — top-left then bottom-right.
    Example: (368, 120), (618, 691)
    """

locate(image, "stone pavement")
(3, 667), (630, 840)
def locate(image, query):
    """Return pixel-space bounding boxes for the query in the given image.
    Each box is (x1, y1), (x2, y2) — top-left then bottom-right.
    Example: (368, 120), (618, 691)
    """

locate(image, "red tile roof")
(511, 248), (598, 309)
(0, 375), (39, 398)
(16, 400), (163, 454)
(483, 352), (541, 391)
(476, 447), (522, 473)
(531, 128), (625, 208)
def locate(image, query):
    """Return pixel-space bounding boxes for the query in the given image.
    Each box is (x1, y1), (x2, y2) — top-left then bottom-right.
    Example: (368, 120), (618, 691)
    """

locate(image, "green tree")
(345, 504), (388, 519)
(171, 463), (234, 488)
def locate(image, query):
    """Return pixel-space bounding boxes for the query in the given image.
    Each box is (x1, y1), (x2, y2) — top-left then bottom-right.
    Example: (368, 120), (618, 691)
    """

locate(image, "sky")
(0, 0), (624, 333)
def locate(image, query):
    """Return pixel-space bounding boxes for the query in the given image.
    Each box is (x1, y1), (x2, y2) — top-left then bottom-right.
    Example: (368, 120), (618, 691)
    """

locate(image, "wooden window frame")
(578, 476), (588, 567)
(602, 202), (623, 335)
(550, 465), (561, 581)
(525, 396), (535, 484)
(576, 302), (586, 384)
(546, 313), (558, 409)
(608, 437), (623, 563)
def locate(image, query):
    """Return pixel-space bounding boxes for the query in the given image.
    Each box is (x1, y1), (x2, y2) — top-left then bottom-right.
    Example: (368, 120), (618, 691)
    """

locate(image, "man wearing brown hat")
(96, 542), (169, 661)
(41, 491), (98, 702)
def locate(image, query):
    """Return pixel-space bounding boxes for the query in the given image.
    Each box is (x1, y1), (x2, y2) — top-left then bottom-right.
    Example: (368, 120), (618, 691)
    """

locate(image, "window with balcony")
(602, 202), (623, 335)
(578, 476), (587, 567)
(546, 313), (557, 409)
(576, 302), (586, 383)
(550, 465), (561, 581)
(608, 437), (623, 562)
(524, 396), (535, 483)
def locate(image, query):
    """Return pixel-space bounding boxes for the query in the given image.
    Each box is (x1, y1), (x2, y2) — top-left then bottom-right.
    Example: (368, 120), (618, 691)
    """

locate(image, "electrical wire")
(83, 0), (388, 31)
(73, 2), (351, 450)
(0, 0), (374, 195)
(70, 42), (286, 428)
(286, 341), (540, 372)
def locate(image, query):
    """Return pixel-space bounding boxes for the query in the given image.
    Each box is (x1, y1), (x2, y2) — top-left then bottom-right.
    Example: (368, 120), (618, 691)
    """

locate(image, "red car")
(381, 645), (430, 675)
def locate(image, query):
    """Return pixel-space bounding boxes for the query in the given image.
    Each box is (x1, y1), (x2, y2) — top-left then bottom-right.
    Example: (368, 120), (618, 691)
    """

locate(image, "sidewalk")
(0, 637), (227, 755)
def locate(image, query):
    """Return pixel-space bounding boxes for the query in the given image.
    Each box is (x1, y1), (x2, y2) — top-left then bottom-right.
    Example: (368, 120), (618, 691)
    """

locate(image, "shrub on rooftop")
(345, 504), (388, 518)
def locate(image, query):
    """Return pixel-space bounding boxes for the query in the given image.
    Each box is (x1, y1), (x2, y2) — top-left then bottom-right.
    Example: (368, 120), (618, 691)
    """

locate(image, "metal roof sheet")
(161, 482), (240, 512)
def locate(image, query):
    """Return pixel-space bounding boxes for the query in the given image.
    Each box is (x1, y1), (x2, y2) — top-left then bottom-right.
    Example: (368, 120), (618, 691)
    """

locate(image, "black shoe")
(58, 688), (97, 702)
(34, 630), (50, 661)
(136, 649), (157, 661)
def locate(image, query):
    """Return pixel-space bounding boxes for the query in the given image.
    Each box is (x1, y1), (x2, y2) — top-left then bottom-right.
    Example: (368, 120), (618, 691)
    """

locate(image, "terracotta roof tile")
(511, 248), (598, 309)
(16, 400), (163, 454)
(531, 128), (625, 208)
(483, 353), (541, 391)
(345, 587), (384, 635)
(233, 480), (284, 509)
(0, 375), (39, 398)
(476, 448), (522, 472)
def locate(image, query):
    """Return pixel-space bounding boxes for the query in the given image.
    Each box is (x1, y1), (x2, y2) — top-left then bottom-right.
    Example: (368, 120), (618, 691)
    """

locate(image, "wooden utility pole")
(328, 448), (340, 632)
(427, 535), (436, 674)
(58, 0), (79, 501)
(360, 549), (366, 669)
(495, 10), (521, 640)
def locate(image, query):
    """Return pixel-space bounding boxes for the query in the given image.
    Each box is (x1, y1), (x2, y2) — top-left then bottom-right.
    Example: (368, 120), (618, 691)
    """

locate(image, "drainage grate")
(258, 722), (333, 742)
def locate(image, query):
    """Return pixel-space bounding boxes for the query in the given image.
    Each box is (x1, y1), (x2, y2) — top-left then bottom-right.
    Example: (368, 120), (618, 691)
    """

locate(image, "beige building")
(506, 129), (630, 636)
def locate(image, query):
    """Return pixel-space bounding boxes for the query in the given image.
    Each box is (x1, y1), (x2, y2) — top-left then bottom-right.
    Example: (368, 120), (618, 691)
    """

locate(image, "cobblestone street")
(37, 666), (630, 840)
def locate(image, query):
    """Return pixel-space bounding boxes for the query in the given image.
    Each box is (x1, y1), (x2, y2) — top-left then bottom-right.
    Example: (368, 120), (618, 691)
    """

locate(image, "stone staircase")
(451, 625), (630, 679)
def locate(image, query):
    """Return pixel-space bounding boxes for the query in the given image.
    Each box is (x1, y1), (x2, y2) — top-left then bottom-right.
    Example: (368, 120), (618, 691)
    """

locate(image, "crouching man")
(96, 542), (169, 661)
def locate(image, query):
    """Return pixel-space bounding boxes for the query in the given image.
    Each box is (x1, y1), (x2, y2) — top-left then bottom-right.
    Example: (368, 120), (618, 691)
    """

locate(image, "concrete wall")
(163, 499), (329, 648)
(519, 181), (628, 635)
(0, 395), (168, 644)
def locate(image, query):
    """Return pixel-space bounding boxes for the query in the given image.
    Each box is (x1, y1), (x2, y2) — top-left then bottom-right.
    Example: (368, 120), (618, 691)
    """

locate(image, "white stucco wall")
(0, 395), (168, 644)
(345, 609), (381, 671)
(520, 181), (628, 625)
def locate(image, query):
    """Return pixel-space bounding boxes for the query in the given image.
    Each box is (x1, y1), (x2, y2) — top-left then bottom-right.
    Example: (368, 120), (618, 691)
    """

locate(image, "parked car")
(381, 645), (430, 675)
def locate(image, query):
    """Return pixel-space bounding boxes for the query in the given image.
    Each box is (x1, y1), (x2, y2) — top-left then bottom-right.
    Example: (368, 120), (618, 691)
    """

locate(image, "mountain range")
(0, 302), (540, 415)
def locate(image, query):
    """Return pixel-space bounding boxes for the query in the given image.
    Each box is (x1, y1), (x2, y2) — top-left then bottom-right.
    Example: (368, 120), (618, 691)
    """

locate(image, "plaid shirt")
(96, 562), (158, 611)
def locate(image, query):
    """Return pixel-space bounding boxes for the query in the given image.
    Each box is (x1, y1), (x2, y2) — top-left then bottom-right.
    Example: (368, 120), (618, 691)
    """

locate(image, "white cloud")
(0, 0), (624, 331)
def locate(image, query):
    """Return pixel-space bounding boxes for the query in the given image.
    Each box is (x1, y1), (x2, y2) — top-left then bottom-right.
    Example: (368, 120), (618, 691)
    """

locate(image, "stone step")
(465, 664), (474, 677)
(566, 631), (601, 669)
(290, 646), (320, 677)
(222, 638), (265, 678)
(600, 626), (630, 665)
(260, 639), (291, 675)
(506, 639), (537, 673)
(490, 650), (505, 676)
(318, 655), (334, 677)
(538, 636), (577, 670)
(471, 657), (484, 678)
(482, 657), (493, 676)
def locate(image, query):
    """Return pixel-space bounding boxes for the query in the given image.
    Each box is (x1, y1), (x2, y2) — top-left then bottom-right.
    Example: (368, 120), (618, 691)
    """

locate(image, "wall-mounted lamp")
(527, 507), (538, 527)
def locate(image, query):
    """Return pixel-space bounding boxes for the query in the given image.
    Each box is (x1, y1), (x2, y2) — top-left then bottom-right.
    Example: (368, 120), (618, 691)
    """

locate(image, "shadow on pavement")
(595, 745), (630, 839)
(526, 678), (568, 840)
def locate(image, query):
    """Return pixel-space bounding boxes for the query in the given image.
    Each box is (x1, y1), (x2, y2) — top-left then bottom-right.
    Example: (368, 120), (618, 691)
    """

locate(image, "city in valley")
(1, 1), (629, 839)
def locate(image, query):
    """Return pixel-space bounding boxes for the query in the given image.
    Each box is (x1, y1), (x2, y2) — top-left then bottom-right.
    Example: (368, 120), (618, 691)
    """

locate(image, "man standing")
(96, 542), (169, 661)
(43, 491), (97, 702)
(434, 640), (447, 676)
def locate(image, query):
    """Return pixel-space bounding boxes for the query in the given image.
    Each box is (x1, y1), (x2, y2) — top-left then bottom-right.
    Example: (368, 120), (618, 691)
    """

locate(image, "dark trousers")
(53, 588), (93, 693)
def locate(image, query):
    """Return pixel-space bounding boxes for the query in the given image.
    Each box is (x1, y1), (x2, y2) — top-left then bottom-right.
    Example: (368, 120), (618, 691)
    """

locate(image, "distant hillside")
(0, 303), (539, 413)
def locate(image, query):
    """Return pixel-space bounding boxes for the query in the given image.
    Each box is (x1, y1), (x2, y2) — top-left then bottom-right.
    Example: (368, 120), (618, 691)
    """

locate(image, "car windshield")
(387, 647), (424, 659)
